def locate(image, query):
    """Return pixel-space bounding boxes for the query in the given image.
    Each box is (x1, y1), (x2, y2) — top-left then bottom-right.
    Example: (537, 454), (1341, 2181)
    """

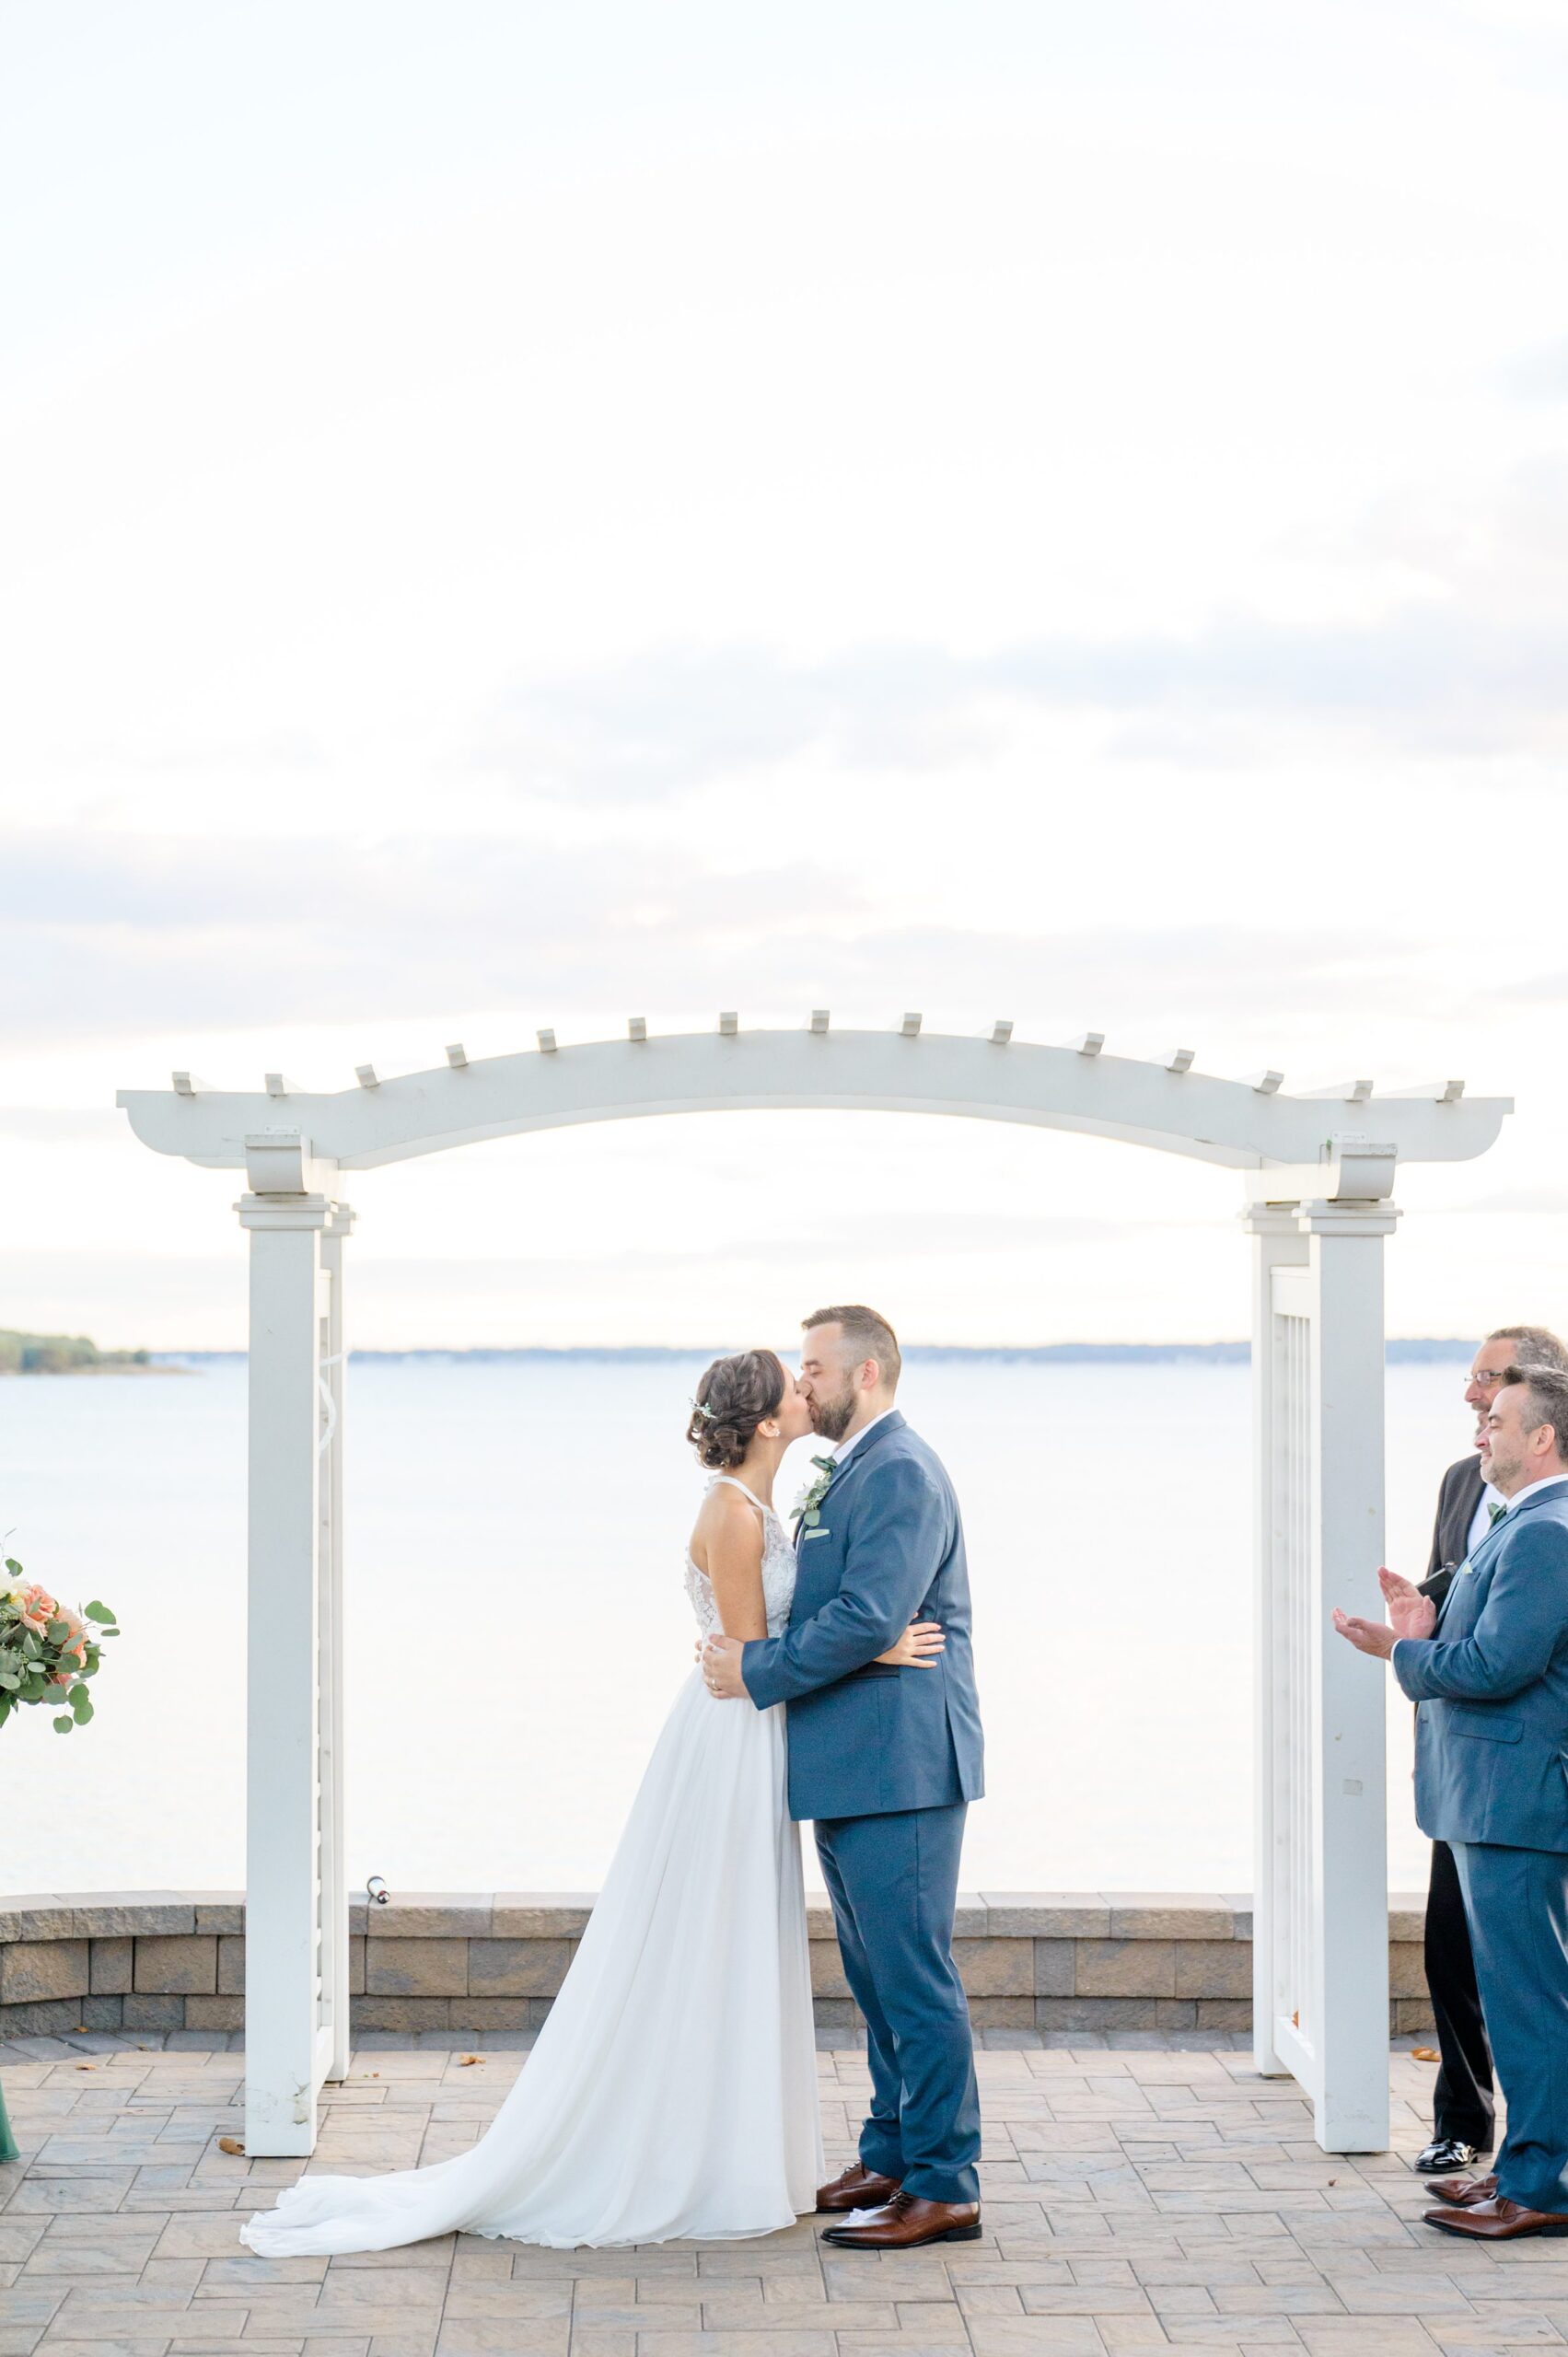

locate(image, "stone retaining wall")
(0, 1890), (1435, 2040)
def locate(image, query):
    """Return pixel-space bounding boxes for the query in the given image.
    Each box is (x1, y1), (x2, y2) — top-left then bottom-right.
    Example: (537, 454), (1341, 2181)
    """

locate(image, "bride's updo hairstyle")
(686, 1348), (786, 1471)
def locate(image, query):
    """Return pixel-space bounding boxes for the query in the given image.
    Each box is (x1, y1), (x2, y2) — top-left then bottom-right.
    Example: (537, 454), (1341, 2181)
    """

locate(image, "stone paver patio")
(1, 2030), (1556, 2356)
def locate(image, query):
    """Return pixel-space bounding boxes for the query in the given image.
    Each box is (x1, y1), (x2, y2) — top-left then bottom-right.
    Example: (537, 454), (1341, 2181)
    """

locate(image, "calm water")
(1, 1355), (1467, 1898)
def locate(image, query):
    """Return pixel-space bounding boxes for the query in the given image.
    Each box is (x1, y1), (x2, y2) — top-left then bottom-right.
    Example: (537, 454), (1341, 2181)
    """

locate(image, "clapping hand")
(1377, 1566), (1436, 1642)
(1332, 1566), (1434, 1661)
(1332, 1608), (1396, 1658)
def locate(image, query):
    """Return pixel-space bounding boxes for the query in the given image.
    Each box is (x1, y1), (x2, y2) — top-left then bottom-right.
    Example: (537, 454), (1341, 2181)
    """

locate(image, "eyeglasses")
(1470, 1369), (1515, 1387)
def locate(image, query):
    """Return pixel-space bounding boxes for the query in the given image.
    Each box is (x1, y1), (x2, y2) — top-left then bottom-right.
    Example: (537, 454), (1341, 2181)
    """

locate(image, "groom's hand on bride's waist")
(703, 1635), (748, 1700)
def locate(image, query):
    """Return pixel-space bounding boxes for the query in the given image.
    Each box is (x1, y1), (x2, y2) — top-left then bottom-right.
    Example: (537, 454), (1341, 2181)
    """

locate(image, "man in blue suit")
(1335, 1364), (1568, 2239)
(703, 1304), (985, 2248)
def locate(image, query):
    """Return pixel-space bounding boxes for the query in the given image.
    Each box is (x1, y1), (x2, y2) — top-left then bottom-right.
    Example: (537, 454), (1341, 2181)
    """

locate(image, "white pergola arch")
(118, 1018), (1511, 2158)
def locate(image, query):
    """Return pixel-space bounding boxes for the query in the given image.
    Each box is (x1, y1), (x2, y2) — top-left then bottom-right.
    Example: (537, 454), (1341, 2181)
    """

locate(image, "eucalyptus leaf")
(71, 1688), (94, 1724)
(85, 1601), (116, 1624)
(53, 1713), (75, 1733)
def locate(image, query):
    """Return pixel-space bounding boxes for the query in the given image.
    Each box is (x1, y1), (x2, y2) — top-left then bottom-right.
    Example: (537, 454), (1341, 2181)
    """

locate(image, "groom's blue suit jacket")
(741, 1411), (985, 1822)
(1394, 1480), (1568, 1852)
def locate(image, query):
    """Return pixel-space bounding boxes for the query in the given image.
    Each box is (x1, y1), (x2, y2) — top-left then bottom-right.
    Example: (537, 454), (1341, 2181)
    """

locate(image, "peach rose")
(17, 1584), (57, 1634)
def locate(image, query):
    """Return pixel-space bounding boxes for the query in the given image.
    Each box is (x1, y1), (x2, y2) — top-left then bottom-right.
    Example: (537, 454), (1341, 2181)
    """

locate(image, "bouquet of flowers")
(0, 1558), (119, 1733)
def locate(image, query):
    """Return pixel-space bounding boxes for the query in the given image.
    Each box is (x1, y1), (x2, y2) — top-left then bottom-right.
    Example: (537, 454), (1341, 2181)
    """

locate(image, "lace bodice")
(685, 1477), (797, 1640)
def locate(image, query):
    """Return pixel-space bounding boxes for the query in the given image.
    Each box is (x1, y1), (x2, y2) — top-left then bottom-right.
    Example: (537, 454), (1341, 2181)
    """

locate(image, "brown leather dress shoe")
(816, 2163), (901, 2214)
(820, 2190), (981, 2247)
(1424, 2193), (1568, 2238)
(1425, 2171), (1498, 2207)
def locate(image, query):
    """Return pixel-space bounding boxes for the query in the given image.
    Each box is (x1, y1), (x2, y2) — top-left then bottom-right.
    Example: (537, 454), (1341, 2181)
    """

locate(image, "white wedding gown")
(239, 1480), (821, 2253)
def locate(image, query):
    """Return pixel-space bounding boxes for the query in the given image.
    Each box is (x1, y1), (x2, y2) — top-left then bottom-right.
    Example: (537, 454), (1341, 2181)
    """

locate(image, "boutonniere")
(791, 1454), (838, 1527)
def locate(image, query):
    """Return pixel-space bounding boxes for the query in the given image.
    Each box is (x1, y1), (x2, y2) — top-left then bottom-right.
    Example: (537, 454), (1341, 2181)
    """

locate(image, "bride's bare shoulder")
(689, 1481), (765, 1573)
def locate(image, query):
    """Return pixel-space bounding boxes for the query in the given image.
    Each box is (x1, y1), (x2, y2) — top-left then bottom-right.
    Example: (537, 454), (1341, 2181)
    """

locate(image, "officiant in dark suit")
(1412, 1323), (1568, 2176)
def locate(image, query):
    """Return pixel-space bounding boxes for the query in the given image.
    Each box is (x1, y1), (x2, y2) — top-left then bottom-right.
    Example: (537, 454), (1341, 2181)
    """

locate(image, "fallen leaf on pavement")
(218, 2136), (246, 2155)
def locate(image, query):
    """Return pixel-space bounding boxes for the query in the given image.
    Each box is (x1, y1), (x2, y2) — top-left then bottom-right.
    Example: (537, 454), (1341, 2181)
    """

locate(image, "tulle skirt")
(239, 1672), (821, 2251)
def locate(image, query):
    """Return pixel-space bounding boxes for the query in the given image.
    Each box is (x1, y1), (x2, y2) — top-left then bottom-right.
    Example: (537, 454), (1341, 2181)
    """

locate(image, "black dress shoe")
(1414, 2138), (1485, 2174)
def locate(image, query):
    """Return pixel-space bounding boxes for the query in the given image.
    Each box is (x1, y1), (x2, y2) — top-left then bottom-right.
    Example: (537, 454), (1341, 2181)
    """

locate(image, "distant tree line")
(0, 1329), (151, 1374)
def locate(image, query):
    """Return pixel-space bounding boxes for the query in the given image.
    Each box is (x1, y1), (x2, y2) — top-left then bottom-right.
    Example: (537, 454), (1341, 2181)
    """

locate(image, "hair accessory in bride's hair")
(685, 1349), (785, 1471)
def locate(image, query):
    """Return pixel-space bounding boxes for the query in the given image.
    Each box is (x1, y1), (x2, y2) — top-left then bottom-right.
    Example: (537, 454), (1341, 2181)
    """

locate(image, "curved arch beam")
(116, 1028), (1512, 1175)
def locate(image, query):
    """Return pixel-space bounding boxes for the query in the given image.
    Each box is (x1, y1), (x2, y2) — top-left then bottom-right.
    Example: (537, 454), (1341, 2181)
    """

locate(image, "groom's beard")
(810, 1386), (857, 1442)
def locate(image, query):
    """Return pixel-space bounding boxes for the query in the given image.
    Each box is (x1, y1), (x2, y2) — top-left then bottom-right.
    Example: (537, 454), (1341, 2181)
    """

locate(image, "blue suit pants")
(814, 1803), (980, 2204)
(1451, 1840), (1568, 2212)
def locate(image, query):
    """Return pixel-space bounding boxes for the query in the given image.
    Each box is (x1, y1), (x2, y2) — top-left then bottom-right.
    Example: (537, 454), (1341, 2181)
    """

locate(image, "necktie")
(1489, 1502), (1506, 1526)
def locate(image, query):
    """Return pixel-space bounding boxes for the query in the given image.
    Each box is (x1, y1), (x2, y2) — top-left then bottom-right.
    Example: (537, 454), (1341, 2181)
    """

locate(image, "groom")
(703, 1305), (985, 2248)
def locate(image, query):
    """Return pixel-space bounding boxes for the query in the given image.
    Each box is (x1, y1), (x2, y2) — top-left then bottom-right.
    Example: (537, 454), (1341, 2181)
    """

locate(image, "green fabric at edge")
(0, 2073), (17, 2164)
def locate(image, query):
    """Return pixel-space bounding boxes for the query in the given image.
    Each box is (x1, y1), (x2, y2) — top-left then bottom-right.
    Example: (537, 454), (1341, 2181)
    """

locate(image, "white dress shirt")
(1467, 1477), (1507, 1555)
(1495, 1473), (1568, 1517)
(831, 1407), (897, 1469)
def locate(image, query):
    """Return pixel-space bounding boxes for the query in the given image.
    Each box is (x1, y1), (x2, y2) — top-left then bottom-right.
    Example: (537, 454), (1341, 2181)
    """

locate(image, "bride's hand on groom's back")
(877, 1621), (946, 1669)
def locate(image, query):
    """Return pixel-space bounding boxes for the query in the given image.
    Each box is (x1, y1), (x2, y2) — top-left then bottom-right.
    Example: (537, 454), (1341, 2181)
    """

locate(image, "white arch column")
(237, 1133), (354, 2156)
(1247, 1155), (1398, 2152)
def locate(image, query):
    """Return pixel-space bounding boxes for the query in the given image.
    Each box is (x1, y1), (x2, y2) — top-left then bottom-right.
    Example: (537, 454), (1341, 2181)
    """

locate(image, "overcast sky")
(3, 0), (1566, 1349)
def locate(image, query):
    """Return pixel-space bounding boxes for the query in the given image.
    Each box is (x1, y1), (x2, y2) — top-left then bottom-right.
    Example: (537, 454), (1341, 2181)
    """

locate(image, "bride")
(240, 1346), (946, 2254)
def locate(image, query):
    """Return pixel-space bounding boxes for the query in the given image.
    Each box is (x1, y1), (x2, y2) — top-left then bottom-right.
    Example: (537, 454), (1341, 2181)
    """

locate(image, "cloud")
(470, 644), (997, 797)
(0, 831), (862, 1037)
(0, 1108), (124, 1142)
(1438, 1188), (1568, 1215)
(350, 1212), (1172, 1283)
(1505, 339), (1568, 401)
(735, 1210), (1208, 1260)
(23, 460), (1568, 827)
(1, 822), (1452, 1045)
(470, 601), (1568, 801)
(449, 455), (1568, 795)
